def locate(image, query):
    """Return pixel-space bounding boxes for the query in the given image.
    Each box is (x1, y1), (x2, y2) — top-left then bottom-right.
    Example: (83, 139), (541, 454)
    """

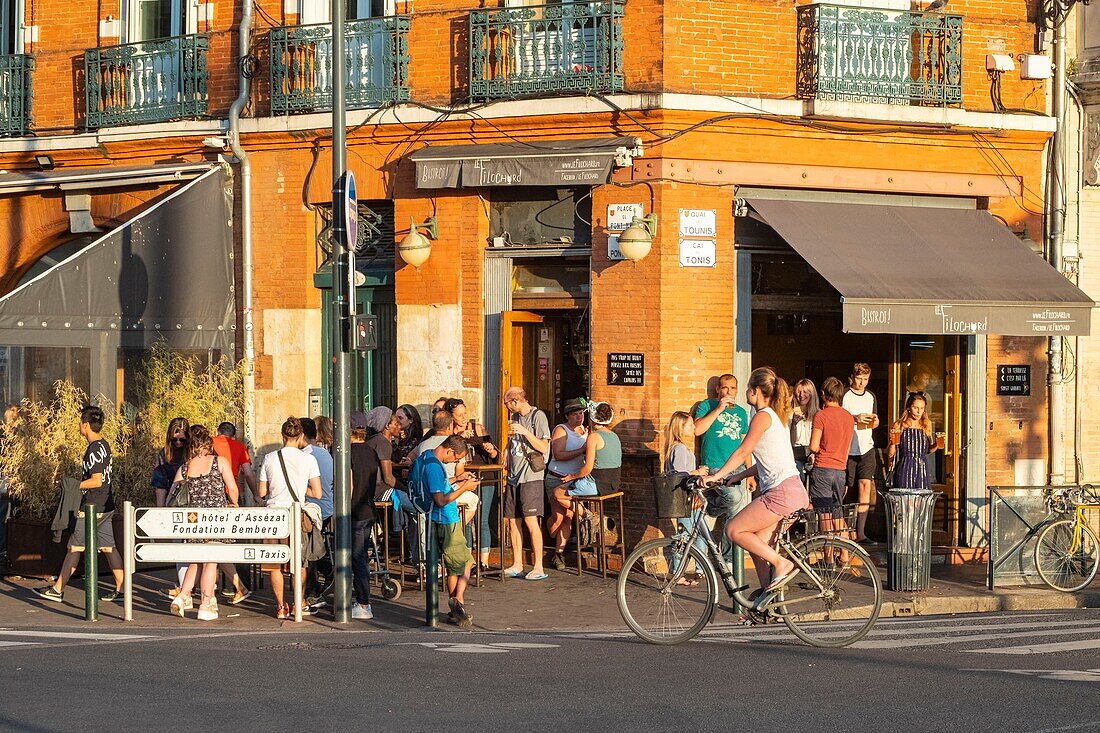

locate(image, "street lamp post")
(331, 0), (352, 624)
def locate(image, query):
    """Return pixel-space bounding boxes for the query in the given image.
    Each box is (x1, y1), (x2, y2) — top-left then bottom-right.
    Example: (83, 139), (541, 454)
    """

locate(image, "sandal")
(674, 577), (700, 587)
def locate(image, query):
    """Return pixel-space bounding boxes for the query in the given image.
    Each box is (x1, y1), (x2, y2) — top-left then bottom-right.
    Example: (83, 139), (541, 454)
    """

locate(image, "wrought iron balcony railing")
(270, 17), (411, 114)
(796, 5), (963, 106)
(84, 34), (209, 128)
(0, 54), (33, 136)
(469, 0), (624, 102)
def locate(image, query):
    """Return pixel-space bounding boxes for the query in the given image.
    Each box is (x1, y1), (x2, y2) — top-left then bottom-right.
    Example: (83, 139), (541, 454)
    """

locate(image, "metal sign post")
(330, 0), (353, 624)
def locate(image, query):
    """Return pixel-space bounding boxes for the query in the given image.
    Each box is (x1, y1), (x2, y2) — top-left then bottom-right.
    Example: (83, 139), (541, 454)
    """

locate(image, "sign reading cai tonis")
(842, 302), (1092, 337)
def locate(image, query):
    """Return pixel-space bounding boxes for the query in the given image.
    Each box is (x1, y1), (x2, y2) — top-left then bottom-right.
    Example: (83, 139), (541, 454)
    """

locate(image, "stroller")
(307, 521), (402, 612)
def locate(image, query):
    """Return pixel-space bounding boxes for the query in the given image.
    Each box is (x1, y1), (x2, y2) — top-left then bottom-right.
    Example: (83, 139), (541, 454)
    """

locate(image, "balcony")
(84, 34), (209, 129)
(796, 4), (963, 106)
(468, 0), (624, 102)
(270, 17), (411, 115)
(0, 54), (33, 136)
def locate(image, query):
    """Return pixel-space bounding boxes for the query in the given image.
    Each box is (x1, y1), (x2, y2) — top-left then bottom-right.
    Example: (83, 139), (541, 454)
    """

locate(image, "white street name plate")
(679, 239), (717, 267)
(134, 543), (291, 564)
(679, 209), (717, 238)
(135, 508), (290, 539)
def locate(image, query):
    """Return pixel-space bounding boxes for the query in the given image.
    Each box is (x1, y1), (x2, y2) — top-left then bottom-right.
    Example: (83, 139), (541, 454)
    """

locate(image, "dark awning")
(0, 166), (234, 350)
(410, 137), (642, 189)
(747, 199), (1094, 336)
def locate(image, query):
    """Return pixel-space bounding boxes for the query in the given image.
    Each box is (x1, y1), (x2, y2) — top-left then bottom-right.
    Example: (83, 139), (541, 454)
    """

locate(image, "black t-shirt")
(82, 438), (115, 512)
(350, 434), (393, 522)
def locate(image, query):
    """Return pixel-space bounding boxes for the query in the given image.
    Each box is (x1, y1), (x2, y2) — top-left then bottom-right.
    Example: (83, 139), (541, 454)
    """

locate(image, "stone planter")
(4, 514), (122, 578)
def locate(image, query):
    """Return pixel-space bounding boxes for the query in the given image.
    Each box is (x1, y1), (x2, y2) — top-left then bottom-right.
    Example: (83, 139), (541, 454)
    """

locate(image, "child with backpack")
(408, 434), (478, 628)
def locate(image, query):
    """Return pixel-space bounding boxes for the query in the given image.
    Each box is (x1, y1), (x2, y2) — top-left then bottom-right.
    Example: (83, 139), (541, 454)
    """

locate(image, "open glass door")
(897, 335), (963, 545)
(499, 311), (543, 442)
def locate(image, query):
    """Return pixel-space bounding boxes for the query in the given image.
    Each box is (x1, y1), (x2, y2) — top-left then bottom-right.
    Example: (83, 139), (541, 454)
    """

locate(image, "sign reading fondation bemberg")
(842, 302), (1093, 337)
(135, 508), (290, 539)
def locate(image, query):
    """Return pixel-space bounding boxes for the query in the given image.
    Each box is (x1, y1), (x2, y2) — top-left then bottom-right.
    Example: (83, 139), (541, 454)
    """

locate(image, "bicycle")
(1033, 485), (1100, 592)
(617, 478), (882, 648)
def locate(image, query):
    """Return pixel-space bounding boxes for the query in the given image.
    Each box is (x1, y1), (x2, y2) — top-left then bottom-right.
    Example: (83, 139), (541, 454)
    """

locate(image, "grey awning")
(410, 137), (642, 189)
(0, 166), (235, 350)
(0, 162), (214, 193)
(747, 199), (1094, 336)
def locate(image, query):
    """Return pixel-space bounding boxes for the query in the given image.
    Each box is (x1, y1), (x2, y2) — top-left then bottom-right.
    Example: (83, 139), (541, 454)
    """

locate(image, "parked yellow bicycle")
(1033, 486), (1100, 592)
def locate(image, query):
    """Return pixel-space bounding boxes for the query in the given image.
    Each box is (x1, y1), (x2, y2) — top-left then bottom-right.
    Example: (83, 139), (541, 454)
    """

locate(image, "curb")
(879, 589), (1100, 617)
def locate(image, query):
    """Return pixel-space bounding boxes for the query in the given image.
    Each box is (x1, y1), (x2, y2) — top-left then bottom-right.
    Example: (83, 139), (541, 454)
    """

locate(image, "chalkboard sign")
(607, 353), (644, 386)
(997, 365), (1030, 396)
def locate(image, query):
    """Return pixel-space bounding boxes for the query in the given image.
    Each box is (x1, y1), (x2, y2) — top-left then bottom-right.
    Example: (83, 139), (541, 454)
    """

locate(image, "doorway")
(497, 257), (590, 440)
(748, 252), (968, 545)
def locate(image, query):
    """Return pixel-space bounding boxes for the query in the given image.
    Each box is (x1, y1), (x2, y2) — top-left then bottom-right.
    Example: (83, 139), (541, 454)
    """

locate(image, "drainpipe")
(228, 0), (255, 442)
(1048, 18), (1067, 487)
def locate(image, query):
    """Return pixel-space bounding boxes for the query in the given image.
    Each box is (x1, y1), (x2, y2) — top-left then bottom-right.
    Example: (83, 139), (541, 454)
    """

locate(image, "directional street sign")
(135, 507), (290, 540)
(134, 543), (291, 564)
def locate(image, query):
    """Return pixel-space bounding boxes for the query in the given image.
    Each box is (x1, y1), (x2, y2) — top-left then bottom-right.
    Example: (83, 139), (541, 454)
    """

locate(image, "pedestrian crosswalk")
(0, 629), (153, 650)
(690, 612), (1100, 655)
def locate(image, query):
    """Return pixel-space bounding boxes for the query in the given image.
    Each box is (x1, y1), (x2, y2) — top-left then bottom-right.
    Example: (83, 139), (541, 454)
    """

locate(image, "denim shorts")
(566, 475), (599, 497)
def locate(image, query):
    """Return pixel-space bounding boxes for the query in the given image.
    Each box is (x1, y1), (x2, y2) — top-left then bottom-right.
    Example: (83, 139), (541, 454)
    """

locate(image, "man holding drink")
(842, 363), (879, 543)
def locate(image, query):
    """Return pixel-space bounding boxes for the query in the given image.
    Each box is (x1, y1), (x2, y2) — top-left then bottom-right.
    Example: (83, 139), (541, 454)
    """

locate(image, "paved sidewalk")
(2, 558), (1098, 633)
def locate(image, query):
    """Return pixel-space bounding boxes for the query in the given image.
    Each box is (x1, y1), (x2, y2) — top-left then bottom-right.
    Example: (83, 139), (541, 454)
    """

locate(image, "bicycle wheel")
(781, 536), (881, 648)
(1034, 519), (1100, 592)
(617, 537), (718, 645)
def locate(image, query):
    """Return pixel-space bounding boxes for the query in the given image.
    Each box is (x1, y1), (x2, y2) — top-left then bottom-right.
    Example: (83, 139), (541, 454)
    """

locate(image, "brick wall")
(985, 336), (1049, 487)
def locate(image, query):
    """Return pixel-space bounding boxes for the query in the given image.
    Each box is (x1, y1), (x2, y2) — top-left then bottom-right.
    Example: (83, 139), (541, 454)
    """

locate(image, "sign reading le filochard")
(843, 302), (1090, 337)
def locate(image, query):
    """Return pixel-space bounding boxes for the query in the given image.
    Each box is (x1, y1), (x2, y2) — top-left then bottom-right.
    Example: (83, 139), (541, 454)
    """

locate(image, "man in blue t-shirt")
(411, 435), (478, 628)
(694, 374), (754, 560)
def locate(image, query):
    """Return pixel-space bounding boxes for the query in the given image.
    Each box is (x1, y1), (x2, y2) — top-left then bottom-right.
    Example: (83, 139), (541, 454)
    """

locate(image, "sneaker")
(276, 603), (289, 620)
(166, 586), (182, 599)
(452, 602), (473, 630)
(289, 604), (310, 618)
(220, 588), (235, 599)
(100, 588), (121, 602)
(551, 552), (566, 571)
(351, 602), (374, 620)
(197, 602), (219, 621)
(170, 594), (193, 617)
(228, 589), (252, 606)
(33, 585), (63, 603)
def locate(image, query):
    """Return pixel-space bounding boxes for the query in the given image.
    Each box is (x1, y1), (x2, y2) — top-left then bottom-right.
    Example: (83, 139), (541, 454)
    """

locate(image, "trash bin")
(883, 489), (941, 592)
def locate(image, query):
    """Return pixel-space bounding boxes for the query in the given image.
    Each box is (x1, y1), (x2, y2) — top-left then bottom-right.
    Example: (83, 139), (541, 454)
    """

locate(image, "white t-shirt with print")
(842, 389), (877, 457)
(259, 446), (321, 507)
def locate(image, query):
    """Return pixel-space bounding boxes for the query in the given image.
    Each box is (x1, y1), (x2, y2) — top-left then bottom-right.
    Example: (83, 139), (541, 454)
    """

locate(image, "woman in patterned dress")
(169, 425), (240, 621)
(888, 393), (938, 492)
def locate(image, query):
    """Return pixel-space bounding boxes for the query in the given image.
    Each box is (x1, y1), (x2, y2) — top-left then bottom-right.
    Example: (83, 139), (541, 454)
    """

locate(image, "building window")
(489, 187), (592, 248)
(0, 346), (91, 405)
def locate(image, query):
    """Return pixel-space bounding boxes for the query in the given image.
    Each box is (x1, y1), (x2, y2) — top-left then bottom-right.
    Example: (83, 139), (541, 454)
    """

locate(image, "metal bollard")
(84, 505), (98, 622)
(425, 516), (437, 628)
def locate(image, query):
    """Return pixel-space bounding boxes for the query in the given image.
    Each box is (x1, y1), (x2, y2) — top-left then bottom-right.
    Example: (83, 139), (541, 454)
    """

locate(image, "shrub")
(0, 344), (249, 521)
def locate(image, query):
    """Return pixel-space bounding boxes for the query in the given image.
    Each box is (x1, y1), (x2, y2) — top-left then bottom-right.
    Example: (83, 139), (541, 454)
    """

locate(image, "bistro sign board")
(997, 365), (1031, 396)
(841, 301), (1093, 337)
(411, 138), (641, 189)
(607, 352), (644, 386)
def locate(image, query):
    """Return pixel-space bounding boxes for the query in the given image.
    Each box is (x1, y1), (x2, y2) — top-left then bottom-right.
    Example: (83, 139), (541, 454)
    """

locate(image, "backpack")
(407, 453), (438, 515)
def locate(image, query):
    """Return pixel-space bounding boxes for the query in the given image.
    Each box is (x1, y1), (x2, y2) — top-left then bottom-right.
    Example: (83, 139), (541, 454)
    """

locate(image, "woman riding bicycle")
(706, 367), (810, 593)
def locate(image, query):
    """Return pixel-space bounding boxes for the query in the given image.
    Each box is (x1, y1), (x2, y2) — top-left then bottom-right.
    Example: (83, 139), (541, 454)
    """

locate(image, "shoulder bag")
(522, 409), (548, 473)
(277, 449), (317, 534)
(166, 461), (191, 507)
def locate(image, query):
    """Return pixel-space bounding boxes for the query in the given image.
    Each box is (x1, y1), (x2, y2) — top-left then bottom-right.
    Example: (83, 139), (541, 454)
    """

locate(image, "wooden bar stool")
(373, 500), (402, 586)
(570, 491), (626, 579)
(468, 464), (505, 582)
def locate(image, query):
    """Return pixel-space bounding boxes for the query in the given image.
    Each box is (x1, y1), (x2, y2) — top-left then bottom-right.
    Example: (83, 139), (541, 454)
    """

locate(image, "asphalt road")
(2, 610), (1100, 733)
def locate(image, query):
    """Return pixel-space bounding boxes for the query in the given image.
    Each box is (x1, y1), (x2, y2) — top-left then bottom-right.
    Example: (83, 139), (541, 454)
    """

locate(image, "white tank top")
(548, 425), (587, 475)
(752, 407), (800, 493)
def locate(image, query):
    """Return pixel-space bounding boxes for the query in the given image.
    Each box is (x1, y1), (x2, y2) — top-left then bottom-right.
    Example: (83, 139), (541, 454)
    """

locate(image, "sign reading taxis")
(135, 507), (291, 540)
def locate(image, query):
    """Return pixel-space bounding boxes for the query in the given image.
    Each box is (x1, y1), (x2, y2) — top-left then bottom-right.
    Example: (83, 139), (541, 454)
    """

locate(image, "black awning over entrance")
(746, 198), (1094, 337)
(409, 137), (642, 189)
